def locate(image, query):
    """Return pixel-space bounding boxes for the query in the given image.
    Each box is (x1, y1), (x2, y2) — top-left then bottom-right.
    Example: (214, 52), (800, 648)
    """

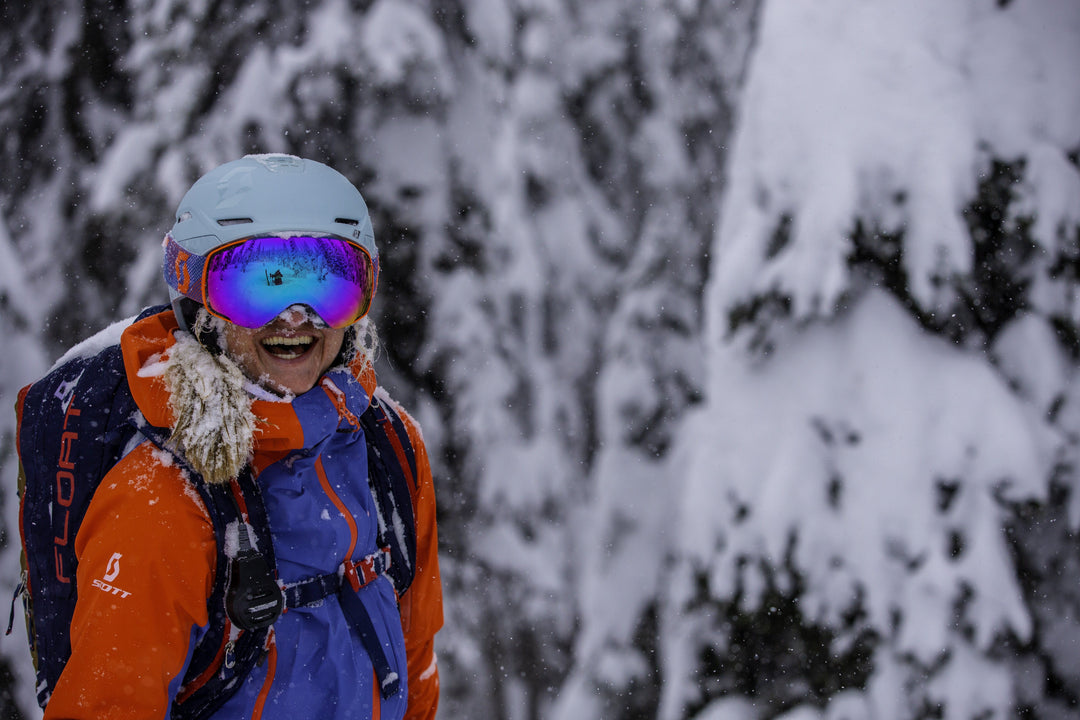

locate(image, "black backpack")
(11, 306), (418, 716)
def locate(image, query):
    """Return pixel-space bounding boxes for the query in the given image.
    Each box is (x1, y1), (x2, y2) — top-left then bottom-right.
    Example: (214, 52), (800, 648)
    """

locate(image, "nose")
(276, 304), (328, 328)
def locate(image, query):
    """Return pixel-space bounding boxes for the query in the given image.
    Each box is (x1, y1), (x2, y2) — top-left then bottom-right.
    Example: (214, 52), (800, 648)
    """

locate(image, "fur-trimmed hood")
(121, 309), (377, 483)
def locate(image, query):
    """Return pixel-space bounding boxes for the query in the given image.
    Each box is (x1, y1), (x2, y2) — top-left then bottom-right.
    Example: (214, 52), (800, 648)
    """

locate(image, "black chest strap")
(279, 547), (400, 698)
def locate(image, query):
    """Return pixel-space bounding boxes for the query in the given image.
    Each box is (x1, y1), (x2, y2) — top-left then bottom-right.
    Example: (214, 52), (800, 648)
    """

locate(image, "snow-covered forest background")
(2, 0), (1079, 718)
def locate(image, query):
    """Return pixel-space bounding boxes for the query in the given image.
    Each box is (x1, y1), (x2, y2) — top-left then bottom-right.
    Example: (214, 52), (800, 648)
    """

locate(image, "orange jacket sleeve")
(44, 442), (217, 719)
(398, 413), (444, 720)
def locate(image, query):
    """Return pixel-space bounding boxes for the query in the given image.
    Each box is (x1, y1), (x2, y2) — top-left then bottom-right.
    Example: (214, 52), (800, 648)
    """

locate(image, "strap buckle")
(342, 548), (391, 592)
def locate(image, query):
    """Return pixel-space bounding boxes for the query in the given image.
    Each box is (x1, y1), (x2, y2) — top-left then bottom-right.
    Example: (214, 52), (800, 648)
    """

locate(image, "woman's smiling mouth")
(261, 335), (316, 360)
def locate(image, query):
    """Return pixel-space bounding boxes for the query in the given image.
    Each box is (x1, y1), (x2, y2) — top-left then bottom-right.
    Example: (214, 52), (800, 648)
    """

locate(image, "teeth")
(262, 335), (314, 359)
(262, 336), (314, 347)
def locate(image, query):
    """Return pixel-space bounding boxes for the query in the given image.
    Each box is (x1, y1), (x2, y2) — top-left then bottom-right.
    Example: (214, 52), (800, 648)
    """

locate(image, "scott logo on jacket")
(91, 552), (132, 599)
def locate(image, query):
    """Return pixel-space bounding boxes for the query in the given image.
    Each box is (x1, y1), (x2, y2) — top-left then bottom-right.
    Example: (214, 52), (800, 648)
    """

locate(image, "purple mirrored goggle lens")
(204, 236), (375, 329)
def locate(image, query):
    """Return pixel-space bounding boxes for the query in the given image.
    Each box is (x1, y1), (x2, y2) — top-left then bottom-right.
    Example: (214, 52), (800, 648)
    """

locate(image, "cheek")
(221, 327), (260, 370)
(323, 330), (347, 361)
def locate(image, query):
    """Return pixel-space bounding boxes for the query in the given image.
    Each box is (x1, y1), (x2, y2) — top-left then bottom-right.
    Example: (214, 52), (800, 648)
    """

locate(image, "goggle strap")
(163, 234), (208, 304)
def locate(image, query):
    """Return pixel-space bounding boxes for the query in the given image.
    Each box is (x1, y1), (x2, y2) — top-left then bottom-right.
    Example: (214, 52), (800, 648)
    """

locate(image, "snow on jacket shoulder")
(44, 309), (442, 720)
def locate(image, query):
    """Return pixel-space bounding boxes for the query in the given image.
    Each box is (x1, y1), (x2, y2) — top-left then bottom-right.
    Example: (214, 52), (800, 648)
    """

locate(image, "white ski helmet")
(163, 154), (378, 334)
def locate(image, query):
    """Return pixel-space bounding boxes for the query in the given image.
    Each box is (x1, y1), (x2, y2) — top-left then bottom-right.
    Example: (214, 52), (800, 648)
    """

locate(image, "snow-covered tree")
(659, 2), (1080, 720)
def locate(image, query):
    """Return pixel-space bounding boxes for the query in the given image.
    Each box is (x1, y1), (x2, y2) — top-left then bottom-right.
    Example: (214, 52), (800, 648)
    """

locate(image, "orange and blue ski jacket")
(41, 310), (443, 719)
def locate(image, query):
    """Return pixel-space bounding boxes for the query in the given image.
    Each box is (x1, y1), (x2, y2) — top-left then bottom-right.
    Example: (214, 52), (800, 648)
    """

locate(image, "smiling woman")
(15, 155), (445, 720)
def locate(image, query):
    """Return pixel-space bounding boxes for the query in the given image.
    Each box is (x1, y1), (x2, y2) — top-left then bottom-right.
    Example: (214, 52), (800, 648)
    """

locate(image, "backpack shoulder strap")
(359, 390), (419, 596)
(169, 467), (276, 720)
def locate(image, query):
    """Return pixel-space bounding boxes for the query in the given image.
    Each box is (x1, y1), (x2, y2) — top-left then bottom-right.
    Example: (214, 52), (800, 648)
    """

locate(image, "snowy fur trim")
(346, 316), (379, 373)
(163, 330), (256, 485)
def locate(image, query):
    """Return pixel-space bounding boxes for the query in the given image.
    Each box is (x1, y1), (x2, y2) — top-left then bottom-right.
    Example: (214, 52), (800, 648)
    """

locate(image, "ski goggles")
(164, 234), (378, 329)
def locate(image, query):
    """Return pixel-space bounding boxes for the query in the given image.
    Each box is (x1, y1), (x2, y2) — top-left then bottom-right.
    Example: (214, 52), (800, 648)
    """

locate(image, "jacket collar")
(121, 310), (376, 465)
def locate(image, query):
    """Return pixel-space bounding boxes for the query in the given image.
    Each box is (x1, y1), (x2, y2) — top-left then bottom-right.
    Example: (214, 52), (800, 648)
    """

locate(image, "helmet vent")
(335, 217), (360, 226)
(217, 218), (254, 226)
